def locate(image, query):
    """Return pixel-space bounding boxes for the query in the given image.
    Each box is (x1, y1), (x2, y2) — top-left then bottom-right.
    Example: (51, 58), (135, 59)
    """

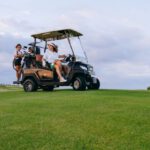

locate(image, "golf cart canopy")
(31, 29), (83, 41)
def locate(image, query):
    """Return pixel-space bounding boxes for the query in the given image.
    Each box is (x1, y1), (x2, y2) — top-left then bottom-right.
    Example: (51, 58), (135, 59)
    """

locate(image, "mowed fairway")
(0, 89), (150, 150)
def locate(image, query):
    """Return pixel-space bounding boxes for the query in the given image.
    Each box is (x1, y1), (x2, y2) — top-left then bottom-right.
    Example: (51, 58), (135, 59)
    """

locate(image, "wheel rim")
(74, 80), (80, 89)
(25, 81), (32, 91)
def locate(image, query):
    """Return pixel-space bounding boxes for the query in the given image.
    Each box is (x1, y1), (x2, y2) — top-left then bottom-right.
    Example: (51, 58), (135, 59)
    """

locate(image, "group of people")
(14, 43), (66, 82)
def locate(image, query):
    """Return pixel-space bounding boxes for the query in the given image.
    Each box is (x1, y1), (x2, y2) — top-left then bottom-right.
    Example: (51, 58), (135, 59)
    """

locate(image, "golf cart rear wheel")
(23, 79), (37, 92)
(88, 78), (100, 90)
(72, 76), (86, 91)
(42, 86), (54, 91)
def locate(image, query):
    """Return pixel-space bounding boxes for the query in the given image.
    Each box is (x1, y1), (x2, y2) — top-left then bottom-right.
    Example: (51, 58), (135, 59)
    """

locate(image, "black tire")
(72, 76), (86, 91)
(88, 78), (100, 90)
(23, 79), (37, 92)
(42, 86), (54, 91)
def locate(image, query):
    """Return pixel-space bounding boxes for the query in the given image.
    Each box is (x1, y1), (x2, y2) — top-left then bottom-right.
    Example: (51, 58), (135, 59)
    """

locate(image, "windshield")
(69, 37), (88, 63)
(34, 37), (88, 63)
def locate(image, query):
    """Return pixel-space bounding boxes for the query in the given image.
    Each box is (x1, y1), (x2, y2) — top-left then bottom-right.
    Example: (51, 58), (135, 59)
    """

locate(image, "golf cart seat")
(33, 46), (43, 68)
(35, 54), (43, 68)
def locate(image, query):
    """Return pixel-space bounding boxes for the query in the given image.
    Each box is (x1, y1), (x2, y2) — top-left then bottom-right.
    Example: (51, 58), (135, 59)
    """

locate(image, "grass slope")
(0, 89), (150, 150)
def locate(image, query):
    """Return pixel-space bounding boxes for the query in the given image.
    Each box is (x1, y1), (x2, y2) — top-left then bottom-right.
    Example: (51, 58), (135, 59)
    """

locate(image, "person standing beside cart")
(13, 44), (24, 82)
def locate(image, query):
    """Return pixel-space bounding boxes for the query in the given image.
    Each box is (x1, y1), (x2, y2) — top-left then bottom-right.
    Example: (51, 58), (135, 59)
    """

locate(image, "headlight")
(80, 65), (87, 70)
(88, 66), (95, 75)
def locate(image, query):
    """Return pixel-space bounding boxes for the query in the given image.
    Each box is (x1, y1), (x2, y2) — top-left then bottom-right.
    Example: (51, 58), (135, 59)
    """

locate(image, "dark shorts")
(14, 58), (22, 66)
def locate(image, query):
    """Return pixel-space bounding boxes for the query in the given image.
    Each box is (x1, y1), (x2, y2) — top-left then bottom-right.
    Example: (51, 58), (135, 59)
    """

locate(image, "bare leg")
(16, 66), (21, 81)
(54, 60), (66, 82)
(55, 65), (63, 79)
(62, 65), (69, 75)
(55, 61), (63, 76)
(55, 61), (62, 72)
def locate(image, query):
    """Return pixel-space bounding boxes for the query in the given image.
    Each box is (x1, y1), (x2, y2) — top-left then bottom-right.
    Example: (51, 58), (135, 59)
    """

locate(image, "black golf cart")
(17, 29), (100, 92)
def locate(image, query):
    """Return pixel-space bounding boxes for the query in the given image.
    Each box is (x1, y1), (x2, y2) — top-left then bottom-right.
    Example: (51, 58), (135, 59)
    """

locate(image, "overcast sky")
(1, 0), (150, 89)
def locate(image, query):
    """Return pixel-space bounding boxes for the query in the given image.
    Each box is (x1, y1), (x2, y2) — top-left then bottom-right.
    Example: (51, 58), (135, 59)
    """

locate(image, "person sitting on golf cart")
(13, 44), (24, 82)
(42, 43), (66, 82)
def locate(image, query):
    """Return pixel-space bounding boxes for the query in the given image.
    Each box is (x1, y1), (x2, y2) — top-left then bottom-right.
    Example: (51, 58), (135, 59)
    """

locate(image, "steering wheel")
(64, 54), (76, 62)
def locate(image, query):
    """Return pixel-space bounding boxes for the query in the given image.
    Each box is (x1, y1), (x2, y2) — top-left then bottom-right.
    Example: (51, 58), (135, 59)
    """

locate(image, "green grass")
(0, 89), (150, 150)
(0, 85), (21, 92)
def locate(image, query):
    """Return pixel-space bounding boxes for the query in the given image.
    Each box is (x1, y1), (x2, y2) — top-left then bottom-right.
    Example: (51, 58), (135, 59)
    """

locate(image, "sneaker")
(60, 77), (67, 82)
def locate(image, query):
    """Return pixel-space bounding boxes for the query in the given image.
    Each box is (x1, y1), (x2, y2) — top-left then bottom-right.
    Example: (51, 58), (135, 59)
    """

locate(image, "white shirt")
(43, 50), (59, 63)
(14, 50), (23, 59)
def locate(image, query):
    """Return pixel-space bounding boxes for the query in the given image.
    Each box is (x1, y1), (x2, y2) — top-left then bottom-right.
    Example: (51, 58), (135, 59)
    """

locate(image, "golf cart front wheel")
(23, 79), (37, 92)
(72, 76), (86, 91)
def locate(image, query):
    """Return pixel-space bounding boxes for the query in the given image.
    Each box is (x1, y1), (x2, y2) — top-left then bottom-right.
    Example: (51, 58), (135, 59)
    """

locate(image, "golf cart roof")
(31, 29), (83, 41)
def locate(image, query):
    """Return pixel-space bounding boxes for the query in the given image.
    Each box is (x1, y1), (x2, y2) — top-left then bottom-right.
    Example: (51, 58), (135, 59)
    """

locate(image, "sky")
(0, 0), (150, 89)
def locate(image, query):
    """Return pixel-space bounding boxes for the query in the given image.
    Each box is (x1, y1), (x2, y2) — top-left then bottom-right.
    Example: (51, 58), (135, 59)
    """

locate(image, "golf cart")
(17, 29), (100, 92)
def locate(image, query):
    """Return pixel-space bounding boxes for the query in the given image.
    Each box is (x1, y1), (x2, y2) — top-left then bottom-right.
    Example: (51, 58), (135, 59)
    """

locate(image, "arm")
(42, 53), (48, 67)
(57, 54), (68, 62)
(14, 51), (23, 58)
(42, 58), (46, 67)
(58, 54), (66, 58)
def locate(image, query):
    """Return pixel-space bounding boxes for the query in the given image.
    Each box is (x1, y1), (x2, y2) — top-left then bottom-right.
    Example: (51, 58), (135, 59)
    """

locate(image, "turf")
(0, 89), (150, 150)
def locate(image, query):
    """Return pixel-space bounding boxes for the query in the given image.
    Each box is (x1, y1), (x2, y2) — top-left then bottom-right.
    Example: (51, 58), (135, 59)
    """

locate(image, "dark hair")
(48, 43), (58, 53)
(28, 47), (33, 51)
(15, 44), (22, 48)
(28, 47), (34, 53)
(53, 46), (58, 53)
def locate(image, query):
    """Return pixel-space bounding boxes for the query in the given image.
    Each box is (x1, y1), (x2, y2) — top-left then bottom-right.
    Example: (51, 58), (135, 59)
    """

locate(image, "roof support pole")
(67, 36), (75, 56)
(78, 36), (88, 63)
(33, 38), (36, 54)
(44, 40), (47, 53)
(65, 32), (76, 61)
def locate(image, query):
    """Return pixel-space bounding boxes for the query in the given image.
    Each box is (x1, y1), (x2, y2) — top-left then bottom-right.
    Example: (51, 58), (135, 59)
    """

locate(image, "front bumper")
(86, 75), (99, 84)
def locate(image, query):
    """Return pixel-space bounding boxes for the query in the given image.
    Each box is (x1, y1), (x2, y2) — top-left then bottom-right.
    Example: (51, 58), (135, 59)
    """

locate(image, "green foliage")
(0, 89), (150, 150)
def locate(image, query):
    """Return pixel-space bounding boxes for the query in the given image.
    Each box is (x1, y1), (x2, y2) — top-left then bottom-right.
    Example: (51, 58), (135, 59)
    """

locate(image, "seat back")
(36, 54), (43, 62)
(35, 54), (43, 68)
